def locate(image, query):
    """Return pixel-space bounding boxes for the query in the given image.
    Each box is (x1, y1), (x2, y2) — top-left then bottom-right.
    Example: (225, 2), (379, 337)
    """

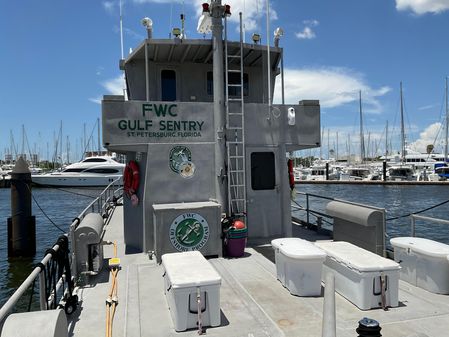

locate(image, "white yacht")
(31, 156), (125, 187)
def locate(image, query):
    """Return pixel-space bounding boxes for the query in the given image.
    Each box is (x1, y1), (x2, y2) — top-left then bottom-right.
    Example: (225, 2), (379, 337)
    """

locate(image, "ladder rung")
(228, 98), (242, 101)
(228, 126), (243, 130)
(229, 155), (244, 159)
(228, 55), (241, 58)
(228, 69), (241, 73)
(228, 141), (243, 144)
(228, 112), (243, 115)
(230, 198), (246, 201)
(228, 84), (242, 87)
(230, 170), (245, 173)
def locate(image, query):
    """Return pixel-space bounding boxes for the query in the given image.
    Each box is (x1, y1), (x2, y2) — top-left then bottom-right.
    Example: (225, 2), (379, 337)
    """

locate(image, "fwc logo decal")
(169, 213), (209, 251)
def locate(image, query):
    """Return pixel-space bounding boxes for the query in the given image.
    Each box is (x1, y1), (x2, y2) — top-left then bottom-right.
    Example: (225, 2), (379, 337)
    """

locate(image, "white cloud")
(409, 122), (443, 152)
(396, 0), (449, 14)
(274, 67), (391, 113)
(89, 97), (102, 104)
(103, 1), (117, 14)
(90, 75), (125, 104)
(418, 104), (437, 111)
(303, 19), (319, 27)
(295, 27), (316, 40)
(102, 75), (125, 95)
(296, 19), (319, 40)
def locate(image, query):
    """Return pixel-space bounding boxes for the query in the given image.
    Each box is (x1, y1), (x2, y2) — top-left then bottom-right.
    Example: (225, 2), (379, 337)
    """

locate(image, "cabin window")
(85, 168), (120, 174)
(251, 152), (275, 190)
(207, 71), (249, 96)
(83, 158), (107, 163)
(161, 70), (177, 101)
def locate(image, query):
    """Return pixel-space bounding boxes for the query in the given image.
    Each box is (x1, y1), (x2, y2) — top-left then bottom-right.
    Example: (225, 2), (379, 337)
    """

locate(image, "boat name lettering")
(142, 103), (177, 117)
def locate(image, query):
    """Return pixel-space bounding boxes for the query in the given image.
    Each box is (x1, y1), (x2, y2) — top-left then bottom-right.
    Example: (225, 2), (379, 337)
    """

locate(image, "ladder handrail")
(224, 12), (247, 217)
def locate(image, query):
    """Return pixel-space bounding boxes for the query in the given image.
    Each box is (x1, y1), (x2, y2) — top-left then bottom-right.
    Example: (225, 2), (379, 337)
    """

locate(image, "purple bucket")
(225, 237), (247, 257)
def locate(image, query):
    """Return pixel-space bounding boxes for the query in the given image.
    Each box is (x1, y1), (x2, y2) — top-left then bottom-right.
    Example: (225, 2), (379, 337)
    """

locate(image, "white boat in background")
(387, 165), (415, 181)
(31, 156), (125, 187)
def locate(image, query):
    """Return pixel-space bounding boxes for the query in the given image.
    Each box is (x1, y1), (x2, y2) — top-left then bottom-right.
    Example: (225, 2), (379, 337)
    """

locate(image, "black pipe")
(383, 161), (387, 181)
(8, 157), (36, 257)
(325, 162), (329, 180)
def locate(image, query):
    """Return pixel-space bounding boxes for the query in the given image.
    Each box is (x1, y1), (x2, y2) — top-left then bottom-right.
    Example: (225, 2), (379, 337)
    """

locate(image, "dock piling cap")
(12, 157), (30, 174)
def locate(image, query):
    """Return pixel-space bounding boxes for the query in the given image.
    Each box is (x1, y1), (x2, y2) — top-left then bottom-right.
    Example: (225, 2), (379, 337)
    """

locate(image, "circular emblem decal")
(169, 146), (193, 177)
(169, 213), (210, 251)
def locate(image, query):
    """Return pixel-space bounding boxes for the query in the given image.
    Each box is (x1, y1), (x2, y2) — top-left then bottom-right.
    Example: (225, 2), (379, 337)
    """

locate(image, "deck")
(68, 205), (449, 337)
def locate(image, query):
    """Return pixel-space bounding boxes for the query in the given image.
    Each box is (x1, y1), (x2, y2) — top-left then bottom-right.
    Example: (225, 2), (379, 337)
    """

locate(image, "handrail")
(410, 214), (449, 237)
(0, 240), (63, 321)
(292, 191), (387, 256)
(0, 177), (123, 324)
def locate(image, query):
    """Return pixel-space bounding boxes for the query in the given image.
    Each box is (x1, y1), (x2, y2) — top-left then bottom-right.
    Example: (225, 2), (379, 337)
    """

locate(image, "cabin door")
(245, 147), (283, 237)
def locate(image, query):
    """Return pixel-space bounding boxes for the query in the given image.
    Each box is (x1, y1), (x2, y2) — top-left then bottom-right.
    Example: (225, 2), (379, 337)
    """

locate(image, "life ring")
(123, 160), (140, 198)
(287, 159), (295, 190)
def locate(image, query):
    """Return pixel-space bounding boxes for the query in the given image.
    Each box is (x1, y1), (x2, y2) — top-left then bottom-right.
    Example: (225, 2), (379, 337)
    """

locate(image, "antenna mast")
(400, 82), (406, 163)
(445, 76), (448, 163)
(265, 0), (271, 117)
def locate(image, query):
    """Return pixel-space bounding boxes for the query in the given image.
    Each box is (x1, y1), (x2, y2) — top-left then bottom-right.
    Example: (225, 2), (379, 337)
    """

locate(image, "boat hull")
(31, 174), (122, 187)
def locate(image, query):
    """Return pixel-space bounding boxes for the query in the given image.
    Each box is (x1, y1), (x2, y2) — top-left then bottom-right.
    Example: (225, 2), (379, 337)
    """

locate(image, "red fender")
(123, 160), (140, 198)
(287, 159), (295, 190)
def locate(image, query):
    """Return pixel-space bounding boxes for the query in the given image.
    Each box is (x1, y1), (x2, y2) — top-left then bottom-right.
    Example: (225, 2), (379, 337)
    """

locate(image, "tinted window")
(63, 168), (85, 173)
(85, 168), (120, 174)
(161, 70), (177, 101)
(83, 158), (107, 162)
(251, 152), (275, 190)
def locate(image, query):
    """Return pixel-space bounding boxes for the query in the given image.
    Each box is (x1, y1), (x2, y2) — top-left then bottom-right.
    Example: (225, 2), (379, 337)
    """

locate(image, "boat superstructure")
(101, 4), (320, 256)
(31, 155), (125, 187)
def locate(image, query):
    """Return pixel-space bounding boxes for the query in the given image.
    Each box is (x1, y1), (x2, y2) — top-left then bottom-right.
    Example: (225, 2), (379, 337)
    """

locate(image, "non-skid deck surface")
(68, 206), (449, 337)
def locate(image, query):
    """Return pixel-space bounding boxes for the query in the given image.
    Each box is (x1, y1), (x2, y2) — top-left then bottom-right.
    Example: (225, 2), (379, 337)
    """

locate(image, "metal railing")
(292, 191), (387, 256)
(0, 178), (123, 324)
(410, 214), (449, 237)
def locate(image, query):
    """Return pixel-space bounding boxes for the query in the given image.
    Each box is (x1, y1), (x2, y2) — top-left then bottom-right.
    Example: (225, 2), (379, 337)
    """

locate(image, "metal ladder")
(224, 13), (246, 218)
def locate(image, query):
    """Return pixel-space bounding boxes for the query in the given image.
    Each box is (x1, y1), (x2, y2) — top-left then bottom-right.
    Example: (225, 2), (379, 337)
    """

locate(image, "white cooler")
(390, 237), (449, 294)
(161, 251), (221, 331)
(271, 238), (327, 296)
(315, 241), (400, 310)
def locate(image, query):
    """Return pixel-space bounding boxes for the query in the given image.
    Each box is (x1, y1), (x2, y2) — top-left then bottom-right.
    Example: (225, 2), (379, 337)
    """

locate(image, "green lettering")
(159, 120), (166, 130)
(142, 104), (152, 117)
(154, 104), (168, 117)
(197, 121), (204, 130)
(168, 104), (177, 117)
(118, 120), (127, 130)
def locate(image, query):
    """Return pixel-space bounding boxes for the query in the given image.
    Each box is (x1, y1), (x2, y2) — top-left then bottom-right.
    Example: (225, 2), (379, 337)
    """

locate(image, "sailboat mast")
(445, 77), (448, 163)
(359, 91), (365, 163)
(385, 120), (388, 159)
(400, 82), (406, 163)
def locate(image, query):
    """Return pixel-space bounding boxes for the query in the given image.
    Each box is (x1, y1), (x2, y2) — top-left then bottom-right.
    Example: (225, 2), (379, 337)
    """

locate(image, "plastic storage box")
(271, 238), (327, 296)
(161, 251), (221, 331)
(315, 241), (400, 310)
(390, 237), (449, 294)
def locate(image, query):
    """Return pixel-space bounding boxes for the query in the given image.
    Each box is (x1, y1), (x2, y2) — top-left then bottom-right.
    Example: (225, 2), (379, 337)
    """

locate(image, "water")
(294, 184), (449, 245)
(1, 184), (449, 311)
(0, 187), (102, 309)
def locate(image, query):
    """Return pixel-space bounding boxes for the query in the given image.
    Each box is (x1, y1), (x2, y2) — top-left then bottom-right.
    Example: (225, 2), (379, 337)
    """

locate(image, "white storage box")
(315, 241), (400, 310)
(271, 238), (326, 296)
(161, 251), (221, 331)
(390, 237), (449, 294)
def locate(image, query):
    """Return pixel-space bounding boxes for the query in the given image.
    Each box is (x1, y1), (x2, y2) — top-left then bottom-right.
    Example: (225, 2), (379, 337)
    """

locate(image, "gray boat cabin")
(102, 1), (320, 261)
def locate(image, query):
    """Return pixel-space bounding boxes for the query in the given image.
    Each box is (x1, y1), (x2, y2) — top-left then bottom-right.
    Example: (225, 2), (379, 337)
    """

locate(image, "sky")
(1, 0), (449, 162)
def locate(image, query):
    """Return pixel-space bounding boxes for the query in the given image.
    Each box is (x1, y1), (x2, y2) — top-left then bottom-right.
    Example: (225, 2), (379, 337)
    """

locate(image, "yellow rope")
(106, 241), (119, 337)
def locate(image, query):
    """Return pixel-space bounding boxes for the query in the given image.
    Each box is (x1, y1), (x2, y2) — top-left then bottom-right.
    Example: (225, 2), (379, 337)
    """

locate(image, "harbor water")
(0, 187), (103, 310)
(1, 184), (449, 309)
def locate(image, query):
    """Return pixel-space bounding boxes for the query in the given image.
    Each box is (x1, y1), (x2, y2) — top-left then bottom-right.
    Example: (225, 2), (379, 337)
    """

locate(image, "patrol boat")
(3, 2), (449, 337)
